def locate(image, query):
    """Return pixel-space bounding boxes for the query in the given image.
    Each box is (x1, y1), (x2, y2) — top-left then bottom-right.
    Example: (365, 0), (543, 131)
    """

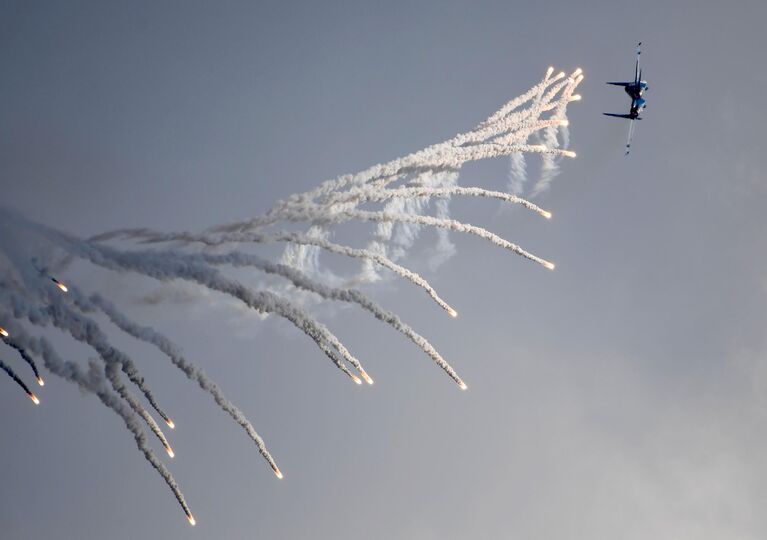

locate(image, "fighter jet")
(604, 42), (648, 155)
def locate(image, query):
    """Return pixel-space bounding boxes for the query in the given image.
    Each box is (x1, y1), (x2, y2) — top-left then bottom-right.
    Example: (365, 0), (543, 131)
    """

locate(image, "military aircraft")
(604, 42), (648, 155)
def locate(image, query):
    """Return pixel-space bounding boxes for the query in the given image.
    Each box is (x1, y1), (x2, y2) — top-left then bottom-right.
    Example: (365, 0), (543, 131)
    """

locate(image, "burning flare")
(52, 278), (68, 293)
(360, 370), (374, 385)
(0, 65), (584, 524)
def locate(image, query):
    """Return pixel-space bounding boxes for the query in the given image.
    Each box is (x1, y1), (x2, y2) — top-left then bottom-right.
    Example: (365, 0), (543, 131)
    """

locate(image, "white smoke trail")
(320, 185), (553, 218)
(81, 292), (281, 475)
(310, 209), (557, 270)
(507, 150), (527, 197)
(367, 170), (449, 267)
(279, 224), (327, 280)
(107, 196), (559, 271)
(198, 251), (465, 387)
(29, 221), (371, 384)
(0, 66), (582, 524)
(109, 368), (175, 459)
(504, 68), (554, 197)
(89, 67), (582, 290)
(531, 73), (581, 197)
(90, 227), (458, 316)
(426, 172), (457, 270)
(45, 291), (175, 435)
(0, 319), (195, 523)
(206, 68), (582, 241)
(471, 66), (558, 132)
(6, 289), (176, 453)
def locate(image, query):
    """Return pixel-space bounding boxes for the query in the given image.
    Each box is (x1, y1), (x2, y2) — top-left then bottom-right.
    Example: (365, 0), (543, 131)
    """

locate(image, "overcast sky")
(2, 1), (767, 539)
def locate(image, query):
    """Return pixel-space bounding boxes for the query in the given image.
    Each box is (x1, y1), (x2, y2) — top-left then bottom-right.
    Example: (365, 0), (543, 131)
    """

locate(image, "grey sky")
(2, 1), (767, 539)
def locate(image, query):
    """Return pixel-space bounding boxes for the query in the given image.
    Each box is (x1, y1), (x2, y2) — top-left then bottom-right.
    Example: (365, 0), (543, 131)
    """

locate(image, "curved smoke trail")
(2, 337), (44, 386)
(0, 66), (581, 524)
(0, 355), (39, 404)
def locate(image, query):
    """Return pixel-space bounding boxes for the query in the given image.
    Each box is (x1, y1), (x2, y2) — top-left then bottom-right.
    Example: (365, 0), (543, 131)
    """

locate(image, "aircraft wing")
(603, 113), (634, 119)
(606, 82), (632, 86)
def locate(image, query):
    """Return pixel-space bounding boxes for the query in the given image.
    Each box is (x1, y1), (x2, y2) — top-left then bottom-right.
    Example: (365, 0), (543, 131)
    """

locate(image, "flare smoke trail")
(5, 288), (175, 452)
(49, 291), (174, 437)
(508, 152), (528, 196)
(0, 320), (194, 522)
(531, 72), (582, 197)
(506, 69), (553, 197)
(0, 356), (38, 404)
(198, 251), (465, 387)
(2, 337), (44, 386)
(0, 66), (581, 523)
(90, 227), (459, 315)
(316, 208), (557, 269)
(82, 291), (280, 474)
(21, 218), (370, 386)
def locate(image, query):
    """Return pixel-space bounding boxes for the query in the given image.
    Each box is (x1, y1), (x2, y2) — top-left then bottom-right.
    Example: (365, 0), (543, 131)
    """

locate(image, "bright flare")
(37, 376), (45, 387)
(0, 327), (8, 338)
(273, 467), (284, 479)
(546, 66), (554, 77)
(559, 119), (569, 127)
(51, 278), (68, 292)
(569, 94), (582, 101)
(352, 375), (362, 385)
(573, 67), (583, 76)
(541, 210), (553, 220)
(448, 308), (458, 318)
(28, 393), (40, 405)
(543, 261), (556, 271)
(165, 418), (175, 429)
(459, 381), (468, 391)
(562, 150), (577, 158)
(187, 513), (196, 526)
(360, 370), (374, 385)
(166, 447), (175, 458)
